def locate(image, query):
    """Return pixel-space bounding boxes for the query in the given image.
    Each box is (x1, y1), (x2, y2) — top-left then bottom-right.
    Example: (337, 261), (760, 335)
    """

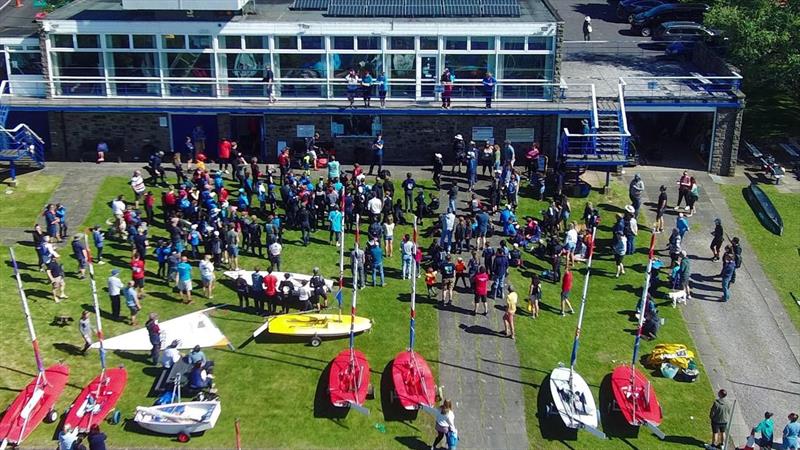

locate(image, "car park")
(617, 0), (664, 22)
(630, 3), (710, 36)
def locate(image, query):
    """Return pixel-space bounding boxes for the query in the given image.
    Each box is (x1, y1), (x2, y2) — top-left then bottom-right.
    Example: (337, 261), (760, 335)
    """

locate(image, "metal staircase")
(0, 86), (46, 182)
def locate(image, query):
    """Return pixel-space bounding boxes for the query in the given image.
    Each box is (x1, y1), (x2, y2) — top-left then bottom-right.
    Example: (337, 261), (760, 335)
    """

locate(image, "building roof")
(43, 0), (560, 24)
(0, 2), (40, 39)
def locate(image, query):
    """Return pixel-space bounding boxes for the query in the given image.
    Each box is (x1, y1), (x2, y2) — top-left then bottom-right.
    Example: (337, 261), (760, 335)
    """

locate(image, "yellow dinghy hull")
(253, 313), (372, 341)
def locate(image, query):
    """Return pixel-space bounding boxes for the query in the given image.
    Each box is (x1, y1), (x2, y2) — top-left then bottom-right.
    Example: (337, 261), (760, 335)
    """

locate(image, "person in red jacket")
(143, 191), (155, 224)
(473, 266), (490, 315)
(278, 147), (291, 182)
(561, 267), (575, 316)
(263, 268), (279, 316)
(131, 253), (146, 298)
(218, 138), (232, 173)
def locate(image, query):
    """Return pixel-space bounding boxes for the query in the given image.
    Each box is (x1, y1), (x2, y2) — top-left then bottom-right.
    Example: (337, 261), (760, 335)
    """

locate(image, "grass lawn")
(1, 175), (439, 448)
(506, 183), (714, 449)
(719, 184), (800, 329)
(0, 172), (62, 227)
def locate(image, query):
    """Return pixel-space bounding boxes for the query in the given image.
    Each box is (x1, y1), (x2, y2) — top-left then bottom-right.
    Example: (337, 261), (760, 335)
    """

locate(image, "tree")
(705, 0), (800, 100)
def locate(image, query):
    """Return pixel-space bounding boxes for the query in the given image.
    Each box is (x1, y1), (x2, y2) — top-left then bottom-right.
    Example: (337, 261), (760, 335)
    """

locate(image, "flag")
(336, 288), (343, 307)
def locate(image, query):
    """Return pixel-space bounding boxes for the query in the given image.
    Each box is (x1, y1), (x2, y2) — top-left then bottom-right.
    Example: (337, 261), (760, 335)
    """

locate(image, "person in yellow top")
(425, 267), (438, 299)
(503, 285), (518, 340)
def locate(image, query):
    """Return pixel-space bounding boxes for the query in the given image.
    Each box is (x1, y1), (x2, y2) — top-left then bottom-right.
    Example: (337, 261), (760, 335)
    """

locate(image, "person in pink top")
(560, 267), (575, 316)
(218, 138), (232, 173)
(263, 268), (278, 315)
(473, 266), (490, 315)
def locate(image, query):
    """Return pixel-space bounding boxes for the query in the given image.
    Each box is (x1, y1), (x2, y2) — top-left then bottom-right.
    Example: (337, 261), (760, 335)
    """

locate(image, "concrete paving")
(623, 166), (800, 447)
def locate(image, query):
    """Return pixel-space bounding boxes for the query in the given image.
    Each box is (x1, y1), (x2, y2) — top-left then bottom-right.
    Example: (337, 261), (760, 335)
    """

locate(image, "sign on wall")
(506, 128), (535, 143)
(472, 127), (494, 143)
(296, 125), (315, 138)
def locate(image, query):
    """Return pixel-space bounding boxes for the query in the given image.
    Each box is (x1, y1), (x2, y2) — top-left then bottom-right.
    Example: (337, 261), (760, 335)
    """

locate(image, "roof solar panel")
(290, 0), (328, 10)
(406, 0), (442, 16)
(481, 0), (520, 16)
(443, 0), (481, 16)
(327, 0), (365, 16)
(365, 0), (405, 16)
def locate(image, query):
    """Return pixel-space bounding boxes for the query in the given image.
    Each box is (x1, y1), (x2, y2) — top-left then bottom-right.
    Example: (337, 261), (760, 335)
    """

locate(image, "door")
(170, 114), (218, 158)
(418, 55), (438, 100)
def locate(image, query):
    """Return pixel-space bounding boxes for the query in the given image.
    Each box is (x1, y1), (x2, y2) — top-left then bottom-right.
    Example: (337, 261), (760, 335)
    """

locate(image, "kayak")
(329, 349), (371, 410)
(0, 363), (70, 446)
(63, 368), (128, 432)
(744, 183), (783, 236)
(610, 365), (663, 427)
(391, 350), (436, 410)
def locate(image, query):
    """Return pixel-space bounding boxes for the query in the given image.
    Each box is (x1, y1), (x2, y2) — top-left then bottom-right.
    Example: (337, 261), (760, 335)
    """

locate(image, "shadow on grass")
(53, 342), (85, 357)
(217, 348), (325, 372)
(395, 435), (430, 450)
(313, 360), (350, 422)
(536, 373), (578, 447)
(114, 350), (152, 365)
(598, 373), (641, 441)
(379, 359), (420, 423)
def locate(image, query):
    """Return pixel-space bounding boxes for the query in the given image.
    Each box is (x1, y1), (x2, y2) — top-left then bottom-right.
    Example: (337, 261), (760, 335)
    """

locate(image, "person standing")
(46, 257), (67, 303)
(402, 173), (416, 212)
(369, 241), (385, 287)
(720, 253), (735, 302)
(92, 225), (105, 264)
(528, 273), (542, 318)
(129, 170), (146, 208)
(561, 267), (575, 316)
(268, 239), (283, 272)
(32, 224), (46, 270)
(440, 68), (454, 109)
(431, 400), (457, 450)
(441, 209), (456, 252)
(624, 207), (638, 256)
(79, 310), (93, 354)
(710, 218), (724, 261)
(351, 243), (366, 289)
(263, 65), (276, 104)
(328, 205), (343, 247)
(482, 71), (496, 108)
(199, 255), (215, 299)
(327, 155), (340, 181)
(687, 177), (699, 216)
(278, 273), (294, 314)
(145, 312), (161, 364)
(176, 256), (193, 305)
(491, 249), (509, 301)
(654, 185), (668, 233)
(71, 235), (88, 280)
(677, 213), (690, 239)
(130, 252), (146, 298)
(383, 216), (395, 258)
(369, 133), (384, 176)
(708, 389), (732, 450)
(784, 413), (800, 450)
(264, 268), (279, 315)
(676, 170), (692, 208)
(629, 174), (644, 217)
(730, 236), (742, 283)
(251, 268), (265, 315)
(503, 285), (518, 339)
(400, 234), (414, 280)
(440, 255), (456, 306)
(613, 231), (627, 277)
(679, 251), (692, 300)
(107, 269), (123, 321)
(345, 69), (360, 107)
(218, 137), (232, 174)
(235, 273), (250, 310)
(124, 281), (140, 326)
(376, 71), (388, 108)
(668, 228), (682, 268)
(582, 16), (592, 41)
(361, 70), (373, 107)
(473, 266), (490, 315)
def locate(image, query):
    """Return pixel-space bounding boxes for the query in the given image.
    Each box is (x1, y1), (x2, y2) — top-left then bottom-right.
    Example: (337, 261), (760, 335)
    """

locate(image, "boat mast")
(84, 234), (107, 431)
(8, 247), (46, 446)
(409, 216), (418, 351)
(337, 190), (346, 321)
(349, 214), (360, 353)
(567, 227), (597, 398)
(629, 233), (657, 423)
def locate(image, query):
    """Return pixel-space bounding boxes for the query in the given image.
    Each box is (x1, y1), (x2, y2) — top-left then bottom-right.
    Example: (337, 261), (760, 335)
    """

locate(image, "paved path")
(434, 172), (530, 450)
(625, 167), (800, 447)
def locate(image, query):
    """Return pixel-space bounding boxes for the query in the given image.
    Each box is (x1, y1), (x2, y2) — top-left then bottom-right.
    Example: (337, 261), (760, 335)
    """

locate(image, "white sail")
(91, 308), (230, 351)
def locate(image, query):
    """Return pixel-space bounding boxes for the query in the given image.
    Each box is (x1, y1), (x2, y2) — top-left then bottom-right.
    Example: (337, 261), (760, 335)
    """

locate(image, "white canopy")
(92, 307), (231, 351)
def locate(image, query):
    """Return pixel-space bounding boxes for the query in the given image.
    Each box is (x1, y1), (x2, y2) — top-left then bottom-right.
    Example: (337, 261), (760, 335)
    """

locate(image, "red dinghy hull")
(328, 349), (370, 408)
(610, 366), (663, 426)
(0, 363), (70, 445)
(63, 367), (128, 432)
(392, 351), (436, 410)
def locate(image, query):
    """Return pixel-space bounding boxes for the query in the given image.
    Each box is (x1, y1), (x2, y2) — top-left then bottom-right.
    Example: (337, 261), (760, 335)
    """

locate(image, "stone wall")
(709, 107), (744, 176)
(47, 112), (171, 161)
(263, 113), (550, 165)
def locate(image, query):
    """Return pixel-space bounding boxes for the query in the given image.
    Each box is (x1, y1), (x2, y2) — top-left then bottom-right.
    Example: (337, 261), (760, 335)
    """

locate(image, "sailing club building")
(0, 0), (745, 174)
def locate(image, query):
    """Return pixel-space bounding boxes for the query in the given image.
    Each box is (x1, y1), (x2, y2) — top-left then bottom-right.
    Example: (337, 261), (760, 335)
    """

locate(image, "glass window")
(163, 35), (186, 49)
(165, 53), (213, 77)
(274, 53), (325, 97)
(221, 36), (242, 49)
(420, 36), (438, 50)
(189, 35), (212, 50)
(500, 54), (547, 79)
(51, 34), (74, 48)
(388, 36), (414, 50)
(444, 54), (494, 80)
(527, 37), (552, 51)
(245, 36), (268, 49)
(470, 37), (495, 50)
(106, 35), (130, 49)
(331, 115), (380, 137)
(389, 54), (415, 79)
(53, 52), (103, 76)
(132, 35), (155, 49)
(332, 36), (354, 50)
(332, 53), (382, 79)
(444, 36), (467, 50)
(8, 53), (41, 75)
(76, 34), (100, 48)
(300, 36), (323, 50)
(276, 36), (297, 49)
(109, 52), (160, 96)
(219, 53), (265, 78)
(357, 36), (380, 50)
(500, 37), (525, 50)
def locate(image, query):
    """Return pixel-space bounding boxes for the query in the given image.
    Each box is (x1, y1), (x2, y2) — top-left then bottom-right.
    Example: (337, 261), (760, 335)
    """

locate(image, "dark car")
(617, 0), (664, 22)
(630, 3), (710, 36)
(653, 21), (720, 42)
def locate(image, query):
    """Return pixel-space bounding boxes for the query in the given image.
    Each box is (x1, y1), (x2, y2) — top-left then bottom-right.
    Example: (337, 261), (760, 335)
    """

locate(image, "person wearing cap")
(160, 340), (182, 369)
(107, 269), (124, 320)
(583, 16), (592, 41)
(503, 285), (518, 339)
(440, 68), (454, 109)
(432, 153), (444, 189)
(451, 134), (465, 174)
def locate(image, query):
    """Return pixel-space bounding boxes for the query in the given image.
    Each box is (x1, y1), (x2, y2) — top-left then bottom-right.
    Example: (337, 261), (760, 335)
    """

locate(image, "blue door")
(170, 114), (218, 158)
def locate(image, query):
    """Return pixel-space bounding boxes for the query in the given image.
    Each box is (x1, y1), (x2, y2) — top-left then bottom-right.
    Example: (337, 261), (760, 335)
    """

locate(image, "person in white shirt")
(110, 195), (127, 238)
(160, 340), (182, 368)
(268, 241), (282, 272)
(129, 170), (146, 207)
(297, 280), (312, 311)
(367, 195), (383, 222)
(383, 216), (395, 258)
(199, 255), (215, 299)
(107, 269), (124, 320)
(42, 235), (60, 263)
(432, 399), (457, 449)
(564, 222), (579, 266)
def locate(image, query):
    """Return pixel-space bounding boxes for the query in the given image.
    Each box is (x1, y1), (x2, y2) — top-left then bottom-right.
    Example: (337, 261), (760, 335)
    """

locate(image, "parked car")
(653, 21), (720, 42)
(630, 3), (710, 36)
(617, 0), (665, 22)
